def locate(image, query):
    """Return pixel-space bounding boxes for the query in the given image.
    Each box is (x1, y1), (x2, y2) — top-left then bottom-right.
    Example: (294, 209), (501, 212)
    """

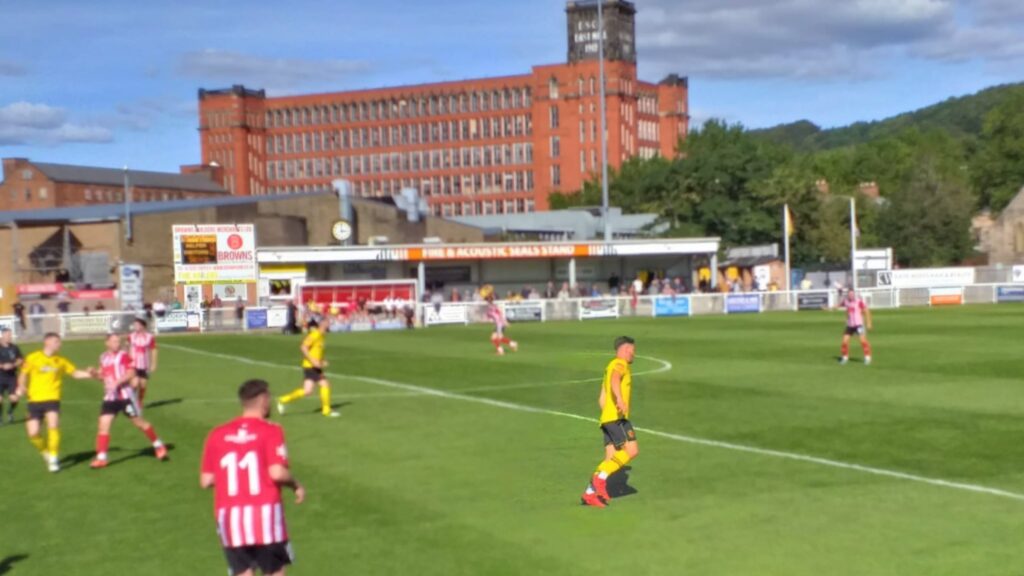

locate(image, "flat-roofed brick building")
(197, 0), (688, 216)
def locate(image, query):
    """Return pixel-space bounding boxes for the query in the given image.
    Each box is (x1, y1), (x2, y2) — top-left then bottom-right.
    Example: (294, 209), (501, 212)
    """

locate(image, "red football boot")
(591, 474), (611, 502)
(581, 492), (607, 508)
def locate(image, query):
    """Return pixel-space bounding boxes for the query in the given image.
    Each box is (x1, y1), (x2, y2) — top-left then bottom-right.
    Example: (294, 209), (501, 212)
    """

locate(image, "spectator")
(608, 273), (621, 296)
(590, 285), (601, 298)
(284, 301), (300, 334)
(558, 282), (571, 300)
(95, 302), (106, 311)
(12, 301), (26, 331)
(170, 298), (183, 311)
(29, 301), (45, 335)
(673, 277), (686, 294)
(83, 306), (91, 316)
(235, 297), (245, 326)
(544, 281), (556, 299)
(631, 275), (644, 298)
(648, 278), (661, 296)
(56, 299), (71, 314)
(430, 289), (444, 313)
(527, 286), (540, 300)
(450, 288), (461, 303)
(800, 277), (813, 291)
(211, 295), (223, 328)
(153, 300), (167, 318)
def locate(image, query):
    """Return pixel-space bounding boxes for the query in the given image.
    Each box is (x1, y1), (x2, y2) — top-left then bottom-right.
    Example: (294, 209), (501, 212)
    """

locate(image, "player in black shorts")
(224, 544), (295, 576)
(0, 327), (23, 424)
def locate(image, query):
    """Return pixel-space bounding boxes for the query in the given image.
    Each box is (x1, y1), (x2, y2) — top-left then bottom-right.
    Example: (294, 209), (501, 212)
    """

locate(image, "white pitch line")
(164, 343), (1024, 503)
(452, 354), (673, 394)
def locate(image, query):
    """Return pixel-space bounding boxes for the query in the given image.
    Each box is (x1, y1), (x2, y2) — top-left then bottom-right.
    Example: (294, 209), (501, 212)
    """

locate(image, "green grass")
(4, 305), (1024, 575)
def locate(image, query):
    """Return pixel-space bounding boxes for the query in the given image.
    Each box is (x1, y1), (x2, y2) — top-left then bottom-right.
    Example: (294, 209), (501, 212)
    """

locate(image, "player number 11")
(220, 451), (261, 497)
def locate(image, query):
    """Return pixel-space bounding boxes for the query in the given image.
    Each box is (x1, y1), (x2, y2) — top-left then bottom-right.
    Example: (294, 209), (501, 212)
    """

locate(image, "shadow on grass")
(143, 398), (184, 411)
(607, 466), (638, 499)
(0, 554), (29, 574)
(296, 401), (353, 417)
(107, 443), (176, 467)
(61, 443), (176, 470)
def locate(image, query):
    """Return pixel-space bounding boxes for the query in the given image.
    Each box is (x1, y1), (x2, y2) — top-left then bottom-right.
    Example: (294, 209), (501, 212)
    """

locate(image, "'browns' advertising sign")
(172, 224), (257, 284)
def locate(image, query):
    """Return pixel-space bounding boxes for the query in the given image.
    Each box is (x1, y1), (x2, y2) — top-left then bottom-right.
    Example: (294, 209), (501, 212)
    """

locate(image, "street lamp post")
(598, 0), (611, 242)
(123, 166), (133, 243)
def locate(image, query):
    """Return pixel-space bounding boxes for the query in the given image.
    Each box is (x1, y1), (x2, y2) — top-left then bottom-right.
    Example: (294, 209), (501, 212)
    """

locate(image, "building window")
(20, 169), (32, 180)
(549, 106), (559, 129)
(581, 150), (586, 173)
(84, 189), (92, 201)
(550, 136), (560, 158)
(548, 77), (559, 100)
(551, 165), (561, 187)
(38, 187), (48, 200)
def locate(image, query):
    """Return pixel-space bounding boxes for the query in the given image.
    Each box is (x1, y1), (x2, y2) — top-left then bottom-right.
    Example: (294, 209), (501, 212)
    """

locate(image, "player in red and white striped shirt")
(129, 318), (158, 409)
(90, 333), (167, 469)
(201, 379), (305, 576)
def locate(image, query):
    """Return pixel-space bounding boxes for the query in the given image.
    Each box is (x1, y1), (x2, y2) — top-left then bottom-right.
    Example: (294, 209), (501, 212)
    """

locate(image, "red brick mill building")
(197, 0), (689, 216)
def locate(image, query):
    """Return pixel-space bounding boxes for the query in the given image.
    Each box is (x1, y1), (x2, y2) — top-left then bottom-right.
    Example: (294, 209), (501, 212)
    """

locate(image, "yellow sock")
(596, 450), (631, 477)
(279, 388), (307, 404)
(29, 435), (46, 454)
(47, 428), (61, 458)
(319, 386), (332, 415)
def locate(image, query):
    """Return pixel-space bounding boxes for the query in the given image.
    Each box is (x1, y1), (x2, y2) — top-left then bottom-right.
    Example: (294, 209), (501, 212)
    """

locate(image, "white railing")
(2, 283), (1021, 341)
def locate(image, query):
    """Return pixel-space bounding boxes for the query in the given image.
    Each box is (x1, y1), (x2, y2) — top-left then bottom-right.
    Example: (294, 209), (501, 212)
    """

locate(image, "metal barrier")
(3, 283), (1022, 342)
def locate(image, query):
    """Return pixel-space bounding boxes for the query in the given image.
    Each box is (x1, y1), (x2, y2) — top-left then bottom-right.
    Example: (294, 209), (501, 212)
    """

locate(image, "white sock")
(585, 486), (595, 495)
(153, 440), (164, 449)
(97, 452), (107, 461)
(597, 471), (608, 480)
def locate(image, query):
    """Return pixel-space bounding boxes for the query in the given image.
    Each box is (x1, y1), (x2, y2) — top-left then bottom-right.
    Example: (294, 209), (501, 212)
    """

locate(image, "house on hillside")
(979, 186), (1024, 265)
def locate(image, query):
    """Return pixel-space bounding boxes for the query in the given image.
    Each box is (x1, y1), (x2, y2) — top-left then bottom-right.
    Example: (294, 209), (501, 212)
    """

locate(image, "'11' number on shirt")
(221, 451), (260, 497)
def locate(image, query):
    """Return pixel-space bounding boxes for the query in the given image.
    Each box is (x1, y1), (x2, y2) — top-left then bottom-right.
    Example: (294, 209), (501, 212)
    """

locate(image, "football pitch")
(4, 305), (1024, 575)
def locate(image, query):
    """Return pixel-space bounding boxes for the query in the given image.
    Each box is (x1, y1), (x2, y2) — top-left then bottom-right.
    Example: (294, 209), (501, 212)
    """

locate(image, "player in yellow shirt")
(581, 336), (638, 508)
(276, 319), (339, 417)
(16, 332), (94, 473)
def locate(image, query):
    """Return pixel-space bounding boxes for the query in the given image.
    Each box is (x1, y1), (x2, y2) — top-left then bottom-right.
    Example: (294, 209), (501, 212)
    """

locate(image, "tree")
(972, 89), (1024, 211)
(878, 157), (974, 267)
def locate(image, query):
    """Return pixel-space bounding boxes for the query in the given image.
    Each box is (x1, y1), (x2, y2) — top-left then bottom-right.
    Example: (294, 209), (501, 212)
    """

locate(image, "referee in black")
(0, 327), (23, 424)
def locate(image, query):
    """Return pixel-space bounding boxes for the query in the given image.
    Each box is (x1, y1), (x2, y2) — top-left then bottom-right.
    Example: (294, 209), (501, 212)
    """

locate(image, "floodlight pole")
(598, 0), (611, 243)
(123, 166), (133, 243)
(849, 196), (858, 291)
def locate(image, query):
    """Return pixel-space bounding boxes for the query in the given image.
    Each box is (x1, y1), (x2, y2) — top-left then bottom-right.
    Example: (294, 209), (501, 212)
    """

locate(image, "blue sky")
(1, 0), (1021, 172)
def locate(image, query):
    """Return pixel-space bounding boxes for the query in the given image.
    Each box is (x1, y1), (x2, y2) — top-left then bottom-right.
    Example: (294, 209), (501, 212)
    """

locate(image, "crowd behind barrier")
(1, 283), (1021, 342)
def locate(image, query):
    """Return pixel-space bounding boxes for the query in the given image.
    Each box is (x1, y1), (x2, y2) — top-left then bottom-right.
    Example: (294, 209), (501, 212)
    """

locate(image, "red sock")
(96, 433), (110, 456)
(862, 340), (872, 356)
(840, 342), (849, 357)
(500, 337), (511, 345)
(142, 426), (158, 443)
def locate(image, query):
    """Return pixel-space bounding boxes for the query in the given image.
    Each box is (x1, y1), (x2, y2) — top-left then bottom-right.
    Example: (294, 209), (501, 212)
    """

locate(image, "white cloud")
(636, 0), (1024, 79)
(177, 49), (371, 94)
(0, 102), (112, 146)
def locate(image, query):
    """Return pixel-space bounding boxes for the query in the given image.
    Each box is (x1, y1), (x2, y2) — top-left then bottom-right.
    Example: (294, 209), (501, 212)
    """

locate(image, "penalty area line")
(165, 343), (1024, 503)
